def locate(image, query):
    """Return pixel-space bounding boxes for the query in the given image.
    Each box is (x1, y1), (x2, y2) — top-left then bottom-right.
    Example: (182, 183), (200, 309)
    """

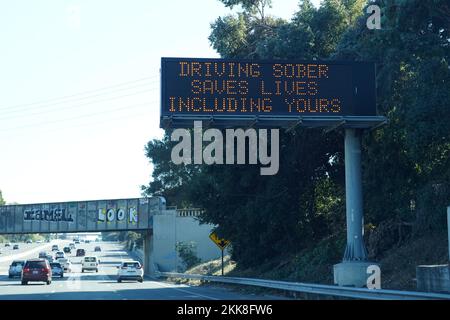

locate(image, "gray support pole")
(333, 129), (375, 287)
(143, 229), (155, 277)
(343, 128), (368, 261)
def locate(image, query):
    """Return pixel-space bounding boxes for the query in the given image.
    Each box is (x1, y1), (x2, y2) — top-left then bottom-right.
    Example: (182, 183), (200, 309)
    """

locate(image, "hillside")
(181, 231), (449, 291)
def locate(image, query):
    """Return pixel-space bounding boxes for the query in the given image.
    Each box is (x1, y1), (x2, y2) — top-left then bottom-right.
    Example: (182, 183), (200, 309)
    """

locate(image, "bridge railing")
(155, 270), (450, 300)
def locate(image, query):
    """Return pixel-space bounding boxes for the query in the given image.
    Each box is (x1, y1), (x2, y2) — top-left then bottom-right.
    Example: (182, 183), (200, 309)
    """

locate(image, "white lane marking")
(149, 280), (219, 300)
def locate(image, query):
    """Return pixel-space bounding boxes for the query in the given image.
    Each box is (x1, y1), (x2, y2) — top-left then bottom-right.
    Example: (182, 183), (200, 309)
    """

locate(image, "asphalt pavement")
(0, 240), (285, 300)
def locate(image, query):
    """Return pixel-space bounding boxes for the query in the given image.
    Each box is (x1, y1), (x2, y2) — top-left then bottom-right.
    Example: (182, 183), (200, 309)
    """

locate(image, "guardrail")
(156, 271), (450, 300)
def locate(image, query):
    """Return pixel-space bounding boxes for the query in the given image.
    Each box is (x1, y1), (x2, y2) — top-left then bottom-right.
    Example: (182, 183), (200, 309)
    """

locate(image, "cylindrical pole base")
(343, 128), (368, 261)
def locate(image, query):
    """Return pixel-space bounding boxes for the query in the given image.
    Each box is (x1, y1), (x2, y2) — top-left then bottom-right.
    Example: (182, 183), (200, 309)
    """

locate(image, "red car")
(21, 259), (52, 285)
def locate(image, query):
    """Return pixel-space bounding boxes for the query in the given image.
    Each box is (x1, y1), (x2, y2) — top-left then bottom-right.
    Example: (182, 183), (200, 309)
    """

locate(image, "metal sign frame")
(160, 57), (387, 129)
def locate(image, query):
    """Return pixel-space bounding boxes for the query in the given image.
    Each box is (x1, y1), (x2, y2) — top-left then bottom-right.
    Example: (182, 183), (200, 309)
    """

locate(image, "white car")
(55, 251), (65, 260)
(58, 258), (72, 272)
(82, 256), (99, 273)
(117, 261), (143, 283)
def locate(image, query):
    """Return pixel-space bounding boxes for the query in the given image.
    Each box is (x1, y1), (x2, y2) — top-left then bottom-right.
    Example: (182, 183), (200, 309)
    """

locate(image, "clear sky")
(0, 0), (321, 205)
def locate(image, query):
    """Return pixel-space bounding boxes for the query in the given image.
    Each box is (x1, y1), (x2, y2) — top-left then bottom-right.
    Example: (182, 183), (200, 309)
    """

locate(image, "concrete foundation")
(416, 265), (450, 293)
(334, 261), (379, 288)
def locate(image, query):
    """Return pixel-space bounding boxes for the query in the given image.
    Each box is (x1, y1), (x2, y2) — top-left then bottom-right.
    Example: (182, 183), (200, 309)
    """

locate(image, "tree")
(143, 0), (450, 269)
(334, 0), (450, 233)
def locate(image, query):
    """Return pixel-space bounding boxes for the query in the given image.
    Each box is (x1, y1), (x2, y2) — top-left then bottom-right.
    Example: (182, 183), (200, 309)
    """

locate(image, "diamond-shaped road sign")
(209, 232), (230, 250)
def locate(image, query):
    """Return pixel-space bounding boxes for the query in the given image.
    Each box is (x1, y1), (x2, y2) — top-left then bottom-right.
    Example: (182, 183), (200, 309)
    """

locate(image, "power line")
(0, 100), (156, 133)
(0, 80), (159, 116)
(0, 89), (157, 124)
(0, 84), (159, 120)
(0, 75), (159, 112)
(0, 108), (160, 140)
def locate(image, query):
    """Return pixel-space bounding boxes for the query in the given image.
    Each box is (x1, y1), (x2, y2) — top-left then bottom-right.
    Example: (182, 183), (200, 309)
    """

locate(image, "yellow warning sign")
(209, 232), (230, 250)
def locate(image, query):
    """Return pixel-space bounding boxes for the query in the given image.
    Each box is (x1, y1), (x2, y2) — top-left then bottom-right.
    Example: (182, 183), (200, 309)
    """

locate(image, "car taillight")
(43, 268), (49, 273)
(23, 268), (30, 273)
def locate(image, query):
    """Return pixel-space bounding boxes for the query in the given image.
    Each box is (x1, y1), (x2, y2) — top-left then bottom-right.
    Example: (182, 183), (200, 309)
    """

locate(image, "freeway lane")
(0, 241), (286, 300)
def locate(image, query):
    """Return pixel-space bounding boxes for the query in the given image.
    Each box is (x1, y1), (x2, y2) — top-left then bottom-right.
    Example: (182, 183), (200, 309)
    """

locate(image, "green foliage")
(175, 241), (202, 270)
(0, 190), (5, 205)
(143, 0), (450, 271)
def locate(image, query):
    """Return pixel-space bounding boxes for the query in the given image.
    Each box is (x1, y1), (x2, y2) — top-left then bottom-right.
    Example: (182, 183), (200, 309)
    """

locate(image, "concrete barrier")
(416, 265), (450, 293)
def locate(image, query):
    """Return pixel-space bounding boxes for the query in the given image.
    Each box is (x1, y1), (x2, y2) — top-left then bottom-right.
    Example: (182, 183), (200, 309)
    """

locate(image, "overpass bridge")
(0, 197), (218, 276)
(0, 197), (166, 276)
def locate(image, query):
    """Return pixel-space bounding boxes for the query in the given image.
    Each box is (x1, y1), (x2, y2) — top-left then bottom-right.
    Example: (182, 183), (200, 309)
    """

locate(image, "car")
(63, 247), (71, 254)
(45, 254), (54, 263)
(22, 259), (52, 285)
(85, 240), (90, 244)
(81, 256), (99, 273)
(55, 251), (65, 260)
(4, 243), (11, 247)
(76, 249), (85, 257)
(117, 261), (144, 283)
(69, 243), (76, 249)
(50, 262), (64, 278)
(26, 240), (32, 244)
(38, 251), (47, 259)
(94, 246), (101, 252)
(36, 240), (43, 244)
(13, 244), (19, 250)
(57, 258), (72, 272)
(8, 260), (25, 278)
(74, 240), (80, 244)
(52, 245), (59, 251)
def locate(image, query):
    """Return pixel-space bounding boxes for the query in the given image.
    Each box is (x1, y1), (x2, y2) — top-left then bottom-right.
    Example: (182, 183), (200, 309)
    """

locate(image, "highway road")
(0, 240), (285, 300)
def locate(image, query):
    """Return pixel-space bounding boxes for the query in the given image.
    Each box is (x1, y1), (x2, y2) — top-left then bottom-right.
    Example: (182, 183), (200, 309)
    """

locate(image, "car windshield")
(123, 262), (140, 268)
(26, 261), (47, 268)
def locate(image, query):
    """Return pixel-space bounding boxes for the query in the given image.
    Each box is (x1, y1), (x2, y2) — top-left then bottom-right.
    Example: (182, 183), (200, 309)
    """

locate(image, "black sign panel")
(160, 57), (380, 128)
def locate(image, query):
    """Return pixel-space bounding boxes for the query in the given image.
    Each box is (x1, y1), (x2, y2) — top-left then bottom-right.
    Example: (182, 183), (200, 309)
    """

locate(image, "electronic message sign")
(160, 57), (385, 129)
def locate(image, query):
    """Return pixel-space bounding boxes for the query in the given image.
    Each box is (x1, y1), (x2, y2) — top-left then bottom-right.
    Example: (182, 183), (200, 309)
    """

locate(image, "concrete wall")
(152, 210), (227, 272)
(416, 265), (450, 293)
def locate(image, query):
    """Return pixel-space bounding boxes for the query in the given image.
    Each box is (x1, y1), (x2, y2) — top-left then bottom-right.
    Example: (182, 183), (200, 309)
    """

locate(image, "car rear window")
(84, 257), (97, 262)
(11, 261), (24, 267)
(26, 261), (47, 268)
(123, 262), (140, 268)
(50, 263), (61, 268)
